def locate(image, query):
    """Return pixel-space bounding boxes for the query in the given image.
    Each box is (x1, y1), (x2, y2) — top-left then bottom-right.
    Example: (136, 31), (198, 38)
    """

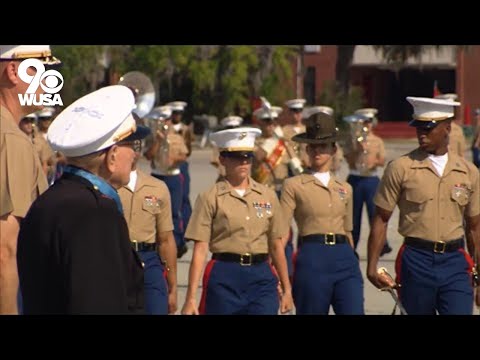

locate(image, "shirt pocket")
(142, 199), (161, 215)
(404, 189), (432, 223)
(450, 186), (470, 207)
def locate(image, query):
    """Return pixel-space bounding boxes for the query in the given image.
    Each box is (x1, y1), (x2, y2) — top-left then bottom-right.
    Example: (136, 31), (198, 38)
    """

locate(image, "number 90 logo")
(18, 58), (64, 94)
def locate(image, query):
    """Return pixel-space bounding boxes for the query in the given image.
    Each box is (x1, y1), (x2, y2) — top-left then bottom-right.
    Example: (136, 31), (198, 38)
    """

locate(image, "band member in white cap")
(0, 45), (60, 314)
(144, 105), (189, 258)
(283, 99), (307, 173)
(210, 115), (244, 182)
(166, 101), (194, 240)
(368, 96), (480, 314)
(280, 111), (363, 314)
(344, 108), (391, 256)
(17, 85), (150, 314)
(181, 127), (293, 315)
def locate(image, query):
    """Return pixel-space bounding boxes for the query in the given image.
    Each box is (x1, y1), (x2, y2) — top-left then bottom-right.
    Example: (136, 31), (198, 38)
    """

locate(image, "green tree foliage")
(51, 45), (296, 119)
(51, 45), (105, 106)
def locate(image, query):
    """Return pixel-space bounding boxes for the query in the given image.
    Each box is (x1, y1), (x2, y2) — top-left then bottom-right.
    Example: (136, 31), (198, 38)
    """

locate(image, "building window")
(304, 45), (321, 53)
(304, 66), (316, 105)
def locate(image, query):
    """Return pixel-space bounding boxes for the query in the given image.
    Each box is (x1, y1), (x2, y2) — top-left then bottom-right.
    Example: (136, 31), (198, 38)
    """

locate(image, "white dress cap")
(434, 93), (459, 102)
(354, 108), (378, 120)
(209, 127), (262, 152)
(407, 96), (460, 121)
(148, 105), (172, 120)
(0, 45), (61, 65)
(47, 85), (138, 157)
(285, 98), (306, 109)
(166, 101), (188, 112)
(253, 106), (282, 120)
(303, 106), (334, 119)
(221, 116), (244, 127)
(36, 107), (56, 118)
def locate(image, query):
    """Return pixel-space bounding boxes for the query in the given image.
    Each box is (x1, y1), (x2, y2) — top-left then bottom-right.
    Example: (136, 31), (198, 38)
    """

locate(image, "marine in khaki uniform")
(251, 104), (298, 279)
(435, 94), (466, 157)
(281, 111), (364, 315)
(0, 45), (56, 314)
(19, 114), (55, 178)
(144, 105), (189, 258)
(181, 127), (293, 315)
(367, 96), (480, 314)
(210, 115), (244, 182)
(119, 149), (177, 315)
(301, 105), (344, 175)
(343, 108), (391, 256)
(283, 99), (307, 173)
(35, 107), (59, 183)
(167, 101), (194, 235)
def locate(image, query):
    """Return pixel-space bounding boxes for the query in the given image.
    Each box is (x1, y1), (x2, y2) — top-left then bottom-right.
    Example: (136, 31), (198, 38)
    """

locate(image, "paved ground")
(139, 138), (479, 315)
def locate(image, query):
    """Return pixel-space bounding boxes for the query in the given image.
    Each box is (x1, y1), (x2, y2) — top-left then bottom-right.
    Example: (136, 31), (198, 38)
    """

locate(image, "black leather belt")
(212, 253), (269, 266)
(299, 233), (348, 246)
(131, 241), (158, 252)
(404, 237), (464, 253)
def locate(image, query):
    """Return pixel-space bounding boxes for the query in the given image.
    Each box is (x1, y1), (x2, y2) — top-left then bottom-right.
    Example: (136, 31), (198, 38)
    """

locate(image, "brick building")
(295, 45), (480, 126)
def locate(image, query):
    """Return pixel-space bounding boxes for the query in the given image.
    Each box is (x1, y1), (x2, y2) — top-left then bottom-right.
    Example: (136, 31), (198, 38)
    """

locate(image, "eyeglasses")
(117, 140), (142, 153)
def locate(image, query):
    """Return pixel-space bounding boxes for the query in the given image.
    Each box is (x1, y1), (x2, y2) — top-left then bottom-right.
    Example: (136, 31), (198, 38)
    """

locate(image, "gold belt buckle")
(433, 241), (446, 253)
(325, 233), (336, 245)
(240, 253), (253, 266)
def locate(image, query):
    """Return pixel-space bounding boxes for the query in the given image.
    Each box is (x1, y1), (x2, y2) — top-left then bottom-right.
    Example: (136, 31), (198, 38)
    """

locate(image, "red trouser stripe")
(199, 259), (216, 315)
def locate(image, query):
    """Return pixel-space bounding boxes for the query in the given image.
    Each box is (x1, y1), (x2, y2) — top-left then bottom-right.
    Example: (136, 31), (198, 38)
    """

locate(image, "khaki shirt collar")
(410, 148), (468, 175)
(122, 169), (152, 193)
(216, 177), (263, 197)
(410, 148), (468, 176)
(300, 171), (342, 189)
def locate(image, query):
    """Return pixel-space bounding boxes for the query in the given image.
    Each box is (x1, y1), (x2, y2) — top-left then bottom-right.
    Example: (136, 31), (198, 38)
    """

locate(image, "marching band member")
(144, 105), (189, 258)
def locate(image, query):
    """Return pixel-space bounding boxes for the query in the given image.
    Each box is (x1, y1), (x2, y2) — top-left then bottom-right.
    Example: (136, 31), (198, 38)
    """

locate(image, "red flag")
(433, 80), (441, 97)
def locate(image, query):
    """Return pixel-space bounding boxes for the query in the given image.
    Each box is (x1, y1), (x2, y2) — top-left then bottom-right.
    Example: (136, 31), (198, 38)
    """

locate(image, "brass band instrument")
(145, 106), (171, 173)
(343, 114), (370, 176)
(118, 71), (156, 118)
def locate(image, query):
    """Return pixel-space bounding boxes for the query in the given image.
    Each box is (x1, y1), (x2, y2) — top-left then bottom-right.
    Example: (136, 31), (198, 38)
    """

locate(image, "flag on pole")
(433, 80), (441, 97)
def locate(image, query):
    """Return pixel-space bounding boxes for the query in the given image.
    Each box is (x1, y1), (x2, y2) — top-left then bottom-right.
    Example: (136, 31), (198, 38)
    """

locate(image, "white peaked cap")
(47, 85), (148, 157)
(407, 96), (460, 121)
(434, 93), (459, 102)
(221, 115), (244, 127)
(253, 106), (282, 119)
(166, 101), (187, 112)
(209, 127), (261, 152)
(354, 108), (378, 120)
(0, 45), (61, 65)
(285, 98), (306, 109)
(303, 106), (334, 119)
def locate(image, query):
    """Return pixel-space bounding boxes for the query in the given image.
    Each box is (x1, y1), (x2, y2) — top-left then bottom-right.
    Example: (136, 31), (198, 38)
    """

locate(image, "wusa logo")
(18, 58), (64, 106)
